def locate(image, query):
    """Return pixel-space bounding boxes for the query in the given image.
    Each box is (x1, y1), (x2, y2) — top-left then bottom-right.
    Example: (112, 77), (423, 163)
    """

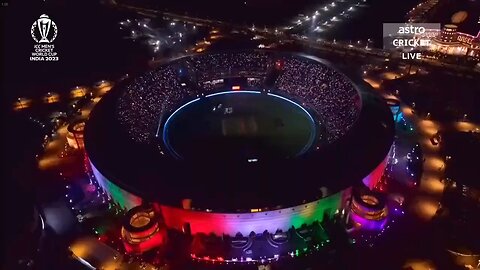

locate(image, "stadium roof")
(85, 52), (394, 211)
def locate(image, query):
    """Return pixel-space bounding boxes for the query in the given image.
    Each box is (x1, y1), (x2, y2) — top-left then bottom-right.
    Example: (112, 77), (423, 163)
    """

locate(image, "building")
(429, 24), (480, 57)
(83, 51), (394, 261)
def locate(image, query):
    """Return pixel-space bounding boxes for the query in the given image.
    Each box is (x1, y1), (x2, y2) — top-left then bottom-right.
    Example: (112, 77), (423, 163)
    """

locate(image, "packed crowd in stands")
(275, 57), (360, 142)
(117, 66), (195, 143)
(117, 52), (361, 145)
(185, 52), (271, 83)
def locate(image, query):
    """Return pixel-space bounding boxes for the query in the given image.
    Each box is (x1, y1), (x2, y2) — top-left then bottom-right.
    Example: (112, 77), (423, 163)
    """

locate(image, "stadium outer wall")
(90, 157), (388, 236)
(85, 51), (393, 237)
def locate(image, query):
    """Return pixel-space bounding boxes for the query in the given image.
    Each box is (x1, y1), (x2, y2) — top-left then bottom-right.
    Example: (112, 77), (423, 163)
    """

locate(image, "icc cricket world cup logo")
(31, 14), (58, 43)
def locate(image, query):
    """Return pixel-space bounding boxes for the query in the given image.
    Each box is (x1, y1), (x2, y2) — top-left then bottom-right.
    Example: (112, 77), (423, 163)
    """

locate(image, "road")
(109, 0), (479, 76)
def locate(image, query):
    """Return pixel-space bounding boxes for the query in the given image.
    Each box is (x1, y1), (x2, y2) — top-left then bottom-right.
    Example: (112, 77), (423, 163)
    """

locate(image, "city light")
(6, 2), (480, 269)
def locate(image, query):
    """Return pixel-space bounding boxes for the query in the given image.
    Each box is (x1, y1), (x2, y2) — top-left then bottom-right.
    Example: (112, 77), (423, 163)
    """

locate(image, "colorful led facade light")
(84, 51), (395, 251)
(349, 187), (388, 231)
(67, 119), (86, 150)
(385, 97), (403, 123)
(121, 204), (167, 254)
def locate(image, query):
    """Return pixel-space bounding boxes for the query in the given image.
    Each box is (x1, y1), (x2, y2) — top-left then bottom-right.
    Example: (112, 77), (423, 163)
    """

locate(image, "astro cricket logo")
(30, 14), (59, 62)
(383, 23), (440, 60)
(31, 14), (58, 43)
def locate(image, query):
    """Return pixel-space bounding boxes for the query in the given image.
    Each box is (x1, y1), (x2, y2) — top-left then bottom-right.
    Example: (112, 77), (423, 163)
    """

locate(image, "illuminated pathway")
(369, 91), (446, 221)
(452, 120), (480, 132)
(38, 124), (74, 171)
(33, 81), (165, 269)
(37, 82), (111, 173)
(405, 110), (444, 221)
(363, 73), (447, 222)
(38, 100), (101, 172)
(70, 237), (161, 270)
(387, 104), (479, 221)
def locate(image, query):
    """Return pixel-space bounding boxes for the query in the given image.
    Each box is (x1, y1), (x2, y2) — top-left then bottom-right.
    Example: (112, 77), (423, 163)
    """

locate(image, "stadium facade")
(85, 51), (394, 238)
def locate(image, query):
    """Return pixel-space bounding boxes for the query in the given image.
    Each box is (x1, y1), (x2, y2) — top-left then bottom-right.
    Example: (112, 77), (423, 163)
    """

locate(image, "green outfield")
(163, 91), (317, 159)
